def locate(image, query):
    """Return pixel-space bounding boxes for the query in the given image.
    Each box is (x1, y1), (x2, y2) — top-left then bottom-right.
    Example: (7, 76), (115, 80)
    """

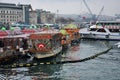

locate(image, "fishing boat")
(28, 29), (62, 59)
(79, 21), (120, 41)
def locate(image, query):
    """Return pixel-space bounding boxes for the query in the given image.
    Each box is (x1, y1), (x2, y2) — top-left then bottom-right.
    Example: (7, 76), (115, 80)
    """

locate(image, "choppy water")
(0, 40), (120, 80)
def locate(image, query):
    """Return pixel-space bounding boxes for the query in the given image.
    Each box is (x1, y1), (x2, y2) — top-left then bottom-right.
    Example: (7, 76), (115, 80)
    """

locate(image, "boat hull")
(80, 28), (120, 41)
(81, 34), (120, 41)
(0, 50), (17, 64)
(34, 46), (62, 59)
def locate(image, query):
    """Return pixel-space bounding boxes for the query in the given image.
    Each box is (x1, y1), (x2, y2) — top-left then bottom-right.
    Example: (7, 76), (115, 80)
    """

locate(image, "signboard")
(30, 34), (52, 39)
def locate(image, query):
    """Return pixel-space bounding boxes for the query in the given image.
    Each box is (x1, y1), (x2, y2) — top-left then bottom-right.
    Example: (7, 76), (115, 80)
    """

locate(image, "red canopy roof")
(22, 29), (36, 34)
(0, 31), (8, 36)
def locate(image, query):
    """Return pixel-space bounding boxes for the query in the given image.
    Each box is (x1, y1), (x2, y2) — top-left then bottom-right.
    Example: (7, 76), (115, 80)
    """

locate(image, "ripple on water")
(0, 40), (120, 80)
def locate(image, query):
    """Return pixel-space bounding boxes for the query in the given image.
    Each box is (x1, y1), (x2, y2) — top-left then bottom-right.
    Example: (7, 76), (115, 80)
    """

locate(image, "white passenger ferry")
(79, 21), (120, 41)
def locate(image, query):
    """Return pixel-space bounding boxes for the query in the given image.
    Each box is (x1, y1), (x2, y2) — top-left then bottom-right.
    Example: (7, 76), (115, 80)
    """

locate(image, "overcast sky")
(1, 0), (120, 16)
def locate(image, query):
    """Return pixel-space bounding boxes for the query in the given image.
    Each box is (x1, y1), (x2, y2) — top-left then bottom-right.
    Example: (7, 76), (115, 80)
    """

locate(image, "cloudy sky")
(1, 0), (120, 16)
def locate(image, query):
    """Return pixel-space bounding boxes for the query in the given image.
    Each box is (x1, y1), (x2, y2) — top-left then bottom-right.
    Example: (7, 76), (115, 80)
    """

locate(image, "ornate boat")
(0, 31), (28, 64)
(63, 24), (80, 45)
(28, 29), (62, 59)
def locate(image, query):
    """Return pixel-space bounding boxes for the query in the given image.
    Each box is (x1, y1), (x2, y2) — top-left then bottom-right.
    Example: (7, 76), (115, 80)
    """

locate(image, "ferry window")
(97, 29), (106, 32)
(109, 29), (120, 32)
(89, 28), (97, 31)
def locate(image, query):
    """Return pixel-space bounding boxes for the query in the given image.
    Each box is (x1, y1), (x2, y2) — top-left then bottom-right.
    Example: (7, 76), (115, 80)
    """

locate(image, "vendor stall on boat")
(0, 31), (28, 64)
(59, 29), (71, 49)
(28, 29), (62, 59)
(63, 24), (80, 45)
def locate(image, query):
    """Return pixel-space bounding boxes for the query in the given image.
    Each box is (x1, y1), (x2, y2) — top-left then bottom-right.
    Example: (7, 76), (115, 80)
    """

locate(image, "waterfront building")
(29, 11), (38, 24)
(0, 2), (56, 25)
(29, 9), (55, 24)
(0, 2), (32, 24)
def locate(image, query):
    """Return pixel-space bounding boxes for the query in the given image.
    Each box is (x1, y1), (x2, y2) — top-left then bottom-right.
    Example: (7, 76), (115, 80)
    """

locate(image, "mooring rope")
(0, 46), (112, 69)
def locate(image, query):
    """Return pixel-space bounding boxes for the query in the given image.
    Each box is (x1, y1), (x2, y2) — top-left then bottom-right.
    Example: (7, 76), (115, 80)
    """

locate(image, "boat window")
(5, 38), (12, 49)
(22, 38), (28, 50)
(109, 29), (120, 32)
(18, 38), (24, 49)
(28, 40), (33, 48)
(89, 28), (97, 31)
(0, 40), (4, 47)
(13, 38), (19, 49)
(97, 29), (106, 32)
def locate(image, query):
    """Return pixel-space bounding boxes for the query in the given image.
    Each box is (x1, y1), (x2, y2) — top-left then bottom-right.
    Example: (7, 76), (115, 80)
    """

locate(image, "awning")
(64, 24), (78, 29)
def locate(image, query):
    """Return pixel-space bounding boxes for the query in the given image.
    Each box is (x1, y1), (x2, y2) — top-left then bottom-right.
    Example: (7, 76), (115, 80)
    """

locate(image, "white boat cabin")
(88, 21), (120, 33)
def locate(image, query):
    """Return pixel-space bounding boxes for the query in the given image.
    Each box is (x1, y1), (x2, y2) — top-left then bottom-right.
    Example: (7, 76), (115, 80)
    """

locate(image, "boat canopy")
(29, 24), (37, 29)
(90, 25), (103, 29)
(29, 34), (52, 39)
(0, 31), (8, 36)
(59, 29), (68, 35)
(1, 27), (6, 31)
(64, 24), (78, 29)
(22, 29), (36, 34)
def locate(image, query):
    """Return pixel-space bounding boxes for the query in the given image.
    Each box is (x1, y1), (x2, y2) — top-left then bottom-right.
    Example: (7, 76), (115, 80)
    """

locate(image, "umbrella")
(30, 25), (37, 29)
(45, 25), (50, 28)
(64, 24), (77, 29)
(1, 27), (6, 31)
(29, 26), (33, 29)
(10, 27), (15, 31)
(59, 29), (68, 35)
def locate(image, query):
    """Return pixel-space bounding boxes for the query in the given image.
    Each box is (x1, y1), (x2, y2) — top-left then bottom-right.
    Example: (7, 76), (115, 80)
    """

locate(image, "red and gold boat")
(28, 29), (62, 59)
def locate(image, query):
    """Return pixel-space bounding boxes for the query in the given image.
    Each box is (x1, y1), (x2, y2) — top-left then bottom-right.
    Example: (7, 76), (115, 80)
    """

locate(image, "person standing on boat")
(22, 38), (28, 50)
(0, 40), (4, 53)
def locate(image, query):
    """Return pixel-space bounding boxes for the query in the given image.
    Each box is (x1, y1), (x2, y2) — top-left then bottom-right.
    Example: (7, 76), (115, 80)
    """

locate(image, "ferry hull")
(81, 34), (120, 41)
(80, 28), (120, 41)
